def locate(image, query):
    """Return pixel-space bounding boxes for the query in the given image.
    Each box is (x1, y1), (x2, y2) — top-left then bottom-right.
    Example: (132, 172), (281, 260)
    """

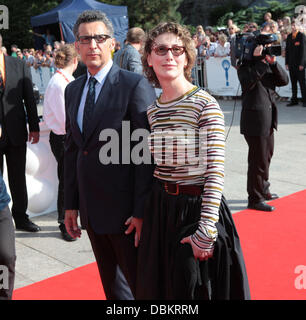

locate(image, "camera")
(235, 32), (281, 62)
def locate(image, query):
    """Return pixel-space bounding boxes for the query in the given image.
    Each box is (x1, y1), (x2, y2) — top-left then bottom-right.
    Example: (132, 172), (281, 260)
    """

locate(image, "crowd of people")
(192, 12), (305, 61)
(0, 7), (305, 301)
(2, 10), (304, 97)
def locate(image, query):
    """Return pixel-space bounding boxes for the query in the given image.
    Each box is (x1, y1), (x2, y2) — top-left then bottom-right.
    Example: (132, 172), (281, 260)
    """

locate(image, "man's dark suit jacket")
(237, 60), (288, 137)
(64, 64), (156, 234)
(285, 31), (306, 67)
(1, 55), (39, 145)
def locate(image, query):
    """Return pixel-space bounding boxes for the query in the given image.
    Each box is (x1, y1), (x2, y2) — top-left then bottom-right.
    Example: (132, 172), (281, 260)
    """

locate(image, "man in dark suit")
(0, 34), (41, 232)
(64, 10), (155, 300)
(285, 20), (306, 107)
(237, 44), (288, 212)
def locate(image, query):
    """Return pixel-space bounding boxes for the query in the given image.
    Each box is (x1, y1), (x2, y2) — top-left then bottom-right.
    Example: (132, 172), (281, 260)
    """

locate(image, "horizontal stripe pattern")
(147, 87), (225, 249)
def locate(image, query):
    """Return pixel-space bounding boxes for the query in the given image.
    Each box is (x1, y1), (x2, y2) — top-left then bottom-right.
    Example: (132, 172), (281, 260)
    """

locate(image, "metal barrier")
(192, 56), (207, 89)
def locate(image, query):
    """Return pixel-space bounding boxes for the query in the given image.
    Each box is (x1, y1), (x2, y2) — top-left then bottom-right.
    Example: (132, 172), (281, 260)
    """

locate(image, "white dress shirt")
(77, 59), (113, 132)
(214, 42), (230, 57)
(43, 68), (74, 135)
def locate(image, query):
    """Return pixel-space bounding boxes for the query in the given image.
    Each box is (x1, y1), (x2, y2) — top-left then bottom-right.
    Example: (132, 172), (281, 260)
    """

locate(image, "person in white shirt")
(43, 44), (78, 241)
(214, 33), (230, 57)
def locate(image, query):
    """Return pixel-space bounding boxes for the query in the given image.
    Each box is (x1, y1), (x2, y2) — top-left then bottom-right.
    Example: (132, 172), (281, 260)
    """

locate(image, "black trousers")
(49, 131), (65, 224)
(0, 206), (16, 300)
(244, 131), (274, 204)
(86, 223), (136, 300)
(0, 143), (28, 223)
(289, 66), (306, 103)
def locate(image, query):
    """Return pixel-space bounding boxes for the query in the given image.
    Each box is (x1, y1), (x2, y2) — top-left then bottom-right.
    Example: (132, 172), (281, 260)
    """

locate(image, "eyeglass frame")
(151, 44), (186, 56)
(77, 34), (111, 44)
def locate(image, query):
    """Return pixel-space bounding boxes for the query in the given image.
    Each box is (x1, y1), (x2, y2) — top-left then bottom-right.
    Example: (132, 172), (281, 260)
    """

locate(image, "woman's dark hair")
(142, 22), (196, 88)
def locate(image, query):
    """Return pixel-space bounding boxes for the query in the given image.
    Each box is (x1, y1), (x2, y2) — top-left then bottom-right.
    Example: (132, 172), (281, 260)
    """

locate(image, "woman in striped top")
(136, 22), (250, 300)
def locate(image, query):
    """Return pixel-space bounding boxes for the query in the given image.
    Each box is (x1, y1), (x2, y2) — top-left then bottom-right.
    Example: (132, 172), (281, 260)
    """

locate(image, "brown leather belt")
(161, 181), (203, 196)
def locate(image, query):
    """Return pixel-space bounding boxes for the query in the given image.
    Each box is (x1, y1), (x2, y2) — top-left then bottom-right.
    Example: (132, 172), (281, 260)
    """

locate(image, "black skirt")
(136, 179), (251, 300)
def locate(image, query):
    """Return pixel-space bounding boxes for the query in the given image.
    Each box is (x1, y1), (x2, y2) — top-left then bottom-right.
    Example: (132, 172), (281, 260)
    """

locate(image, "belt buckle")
(165, 182), (179, 196)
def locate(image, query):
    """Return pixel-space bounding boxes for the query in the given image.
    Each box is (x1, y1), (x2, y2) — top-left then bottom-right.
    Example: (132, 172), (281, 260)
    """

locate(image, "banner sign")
(205, 56), (300, 98)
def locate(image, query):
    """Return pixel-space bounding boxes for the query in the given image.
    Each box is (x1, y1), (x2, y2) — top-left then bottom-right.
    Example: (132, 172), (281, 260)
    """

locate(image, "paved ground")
(14, 98), (306, 290)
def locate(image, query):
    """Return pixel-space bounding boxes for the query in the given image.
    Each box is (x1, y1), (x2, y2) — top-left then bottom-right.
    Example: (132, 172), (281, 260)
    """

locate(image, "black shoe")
(286, 101), (298, 107)
(15, 219), (41, 232)
(247, 201), (275, 212)
(303, 102), (306, 108)
(59, 224), (76, 242)
(264, 193), (279, 200)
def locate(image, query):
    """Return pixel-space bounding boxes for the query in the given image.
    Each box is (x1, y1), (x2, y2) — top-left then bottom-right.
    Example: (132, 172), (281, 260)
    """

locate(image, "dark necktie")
(82, 76), (97, 136)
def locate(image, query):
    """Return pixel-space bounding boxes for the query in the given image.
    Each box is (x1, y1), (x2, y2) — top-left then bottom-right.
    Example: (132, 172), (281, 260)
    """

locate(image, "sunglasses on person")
(249, 25), (256, 29)
(152, 45), (185, 56)
(78, 34), (111, 44)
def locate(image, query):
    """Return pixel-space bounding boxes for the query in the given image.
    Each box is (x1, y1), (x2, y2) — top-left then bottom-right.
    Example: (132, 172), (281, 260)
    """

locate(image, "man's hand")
(28, 131), (40, 144)
(299, 65), (304, 71)
(125, 216), (143, 247)
(180, 235), (214, 261)
(65, 210), (81, 239)
(253, 45), (264, 57)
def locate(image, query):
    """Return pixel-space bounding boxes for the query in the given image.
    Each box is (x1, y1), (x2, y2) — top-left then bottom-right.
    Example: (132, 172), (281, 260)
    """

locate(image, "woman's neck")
(62, 64), (74, 76)
(159, 78), (194, 103)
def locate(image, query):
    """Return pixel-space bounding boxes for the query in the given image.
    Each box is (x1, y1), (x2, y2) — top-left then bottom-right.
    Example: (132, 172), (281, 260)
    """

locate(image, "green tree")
(1, 0), (60, 52)
(216, 0), (305, 30)
(102, 0), (183, 31)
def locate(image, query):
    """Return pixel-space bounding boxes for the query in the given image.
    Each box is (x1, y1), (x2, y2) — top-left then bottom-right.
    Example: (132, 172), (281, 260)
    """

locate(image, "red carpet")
(233, 189), (306, 300)
(13, 262), (105, 300)
(13, 189), (306, 300)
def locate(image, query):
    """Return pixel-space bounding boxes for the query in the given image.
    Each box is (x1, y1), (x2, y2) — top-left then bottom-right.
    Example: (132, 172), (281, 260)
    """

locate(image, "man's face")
(75, 21), (115, 75)
(291, 23), (297, 33)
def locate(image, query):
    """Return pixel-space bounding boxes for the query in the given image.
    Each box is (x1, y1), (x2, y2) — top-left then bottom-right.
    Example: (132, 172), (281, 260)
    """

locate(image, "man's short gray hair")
(73, 10), (114, 39)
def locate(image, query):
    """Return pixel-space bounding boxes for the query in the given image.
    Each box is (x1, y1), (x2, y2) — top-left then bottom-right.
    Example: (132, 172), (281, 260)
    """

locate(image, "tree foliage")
(216, 0), (305, 29)
(1, 0), (60, 51)
(102, 0), (183, 30)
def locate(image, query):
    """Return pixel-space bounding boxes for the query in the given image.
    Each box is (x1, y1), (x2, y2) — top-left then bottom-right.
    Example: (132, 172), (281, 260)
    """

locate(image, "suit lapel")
(70, 75), (86, 144)
(3, 55), (13, 96)
(83, 64), (120, 143)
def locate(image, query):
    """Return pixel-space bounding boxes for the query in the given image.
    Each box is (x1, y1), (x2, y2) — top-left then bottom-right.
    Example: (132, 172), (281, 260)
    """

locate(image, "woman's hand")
(180, 235), (214, 261)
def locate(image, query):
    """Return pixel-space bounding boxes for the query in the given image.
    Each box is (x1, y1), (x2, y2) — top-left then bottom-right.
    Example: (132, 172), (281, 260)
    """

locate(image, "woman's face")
(147, 32), (188, 85)
(219, 38), (225, 46)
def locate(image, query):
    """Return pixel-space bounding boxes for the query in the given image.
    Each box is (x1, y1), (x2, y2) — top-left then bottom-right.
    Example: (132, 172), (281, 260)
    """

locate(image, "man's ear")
(74, 41), (80, 53)
(109, 38), (116, 51)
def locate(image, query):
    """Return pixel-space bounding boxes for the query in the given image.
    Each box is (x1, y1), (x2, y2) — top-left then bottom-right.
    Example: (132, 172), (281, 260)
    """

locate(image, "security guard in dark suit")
(285, 20), (306, 107)
(237, 44), (288, 211)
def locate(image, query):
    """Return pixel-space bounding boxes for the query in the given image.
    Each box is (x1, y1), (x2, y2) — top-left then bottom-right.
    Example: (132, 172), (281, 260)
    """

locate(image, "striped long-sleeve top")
(147, 86), (225, 249)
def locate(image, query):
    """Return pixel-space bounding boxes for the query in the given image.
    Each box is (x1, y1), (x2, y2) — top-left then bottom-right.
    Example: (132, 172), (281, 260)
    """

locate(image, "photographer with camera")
(237, 37), (288, 212)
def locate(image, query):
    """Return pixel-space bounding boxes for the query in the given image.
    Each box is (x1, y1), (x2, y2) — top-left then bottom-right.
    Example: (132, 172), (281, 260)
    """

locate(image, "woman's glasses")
(78, 34), (111, 44)
(152, 45), (185, 56)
